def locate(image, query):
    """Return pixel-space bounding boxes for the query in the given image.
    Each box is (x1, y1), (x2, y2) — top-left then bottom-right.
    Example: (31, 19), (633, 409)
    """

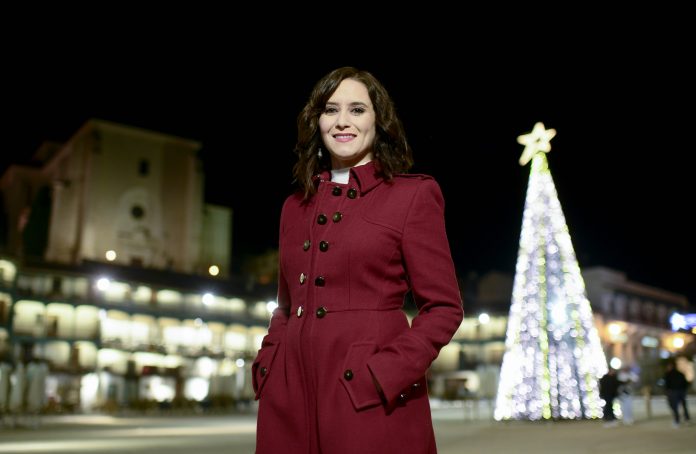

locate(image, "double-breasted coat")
(253, 161), (463, 453)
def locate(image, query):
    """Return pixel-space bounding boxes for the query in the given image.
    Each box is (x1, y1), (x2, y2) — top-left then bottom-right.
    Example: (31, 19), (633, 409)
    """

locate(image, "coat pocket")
(339, 342), (382, 411)
(252, 342), (280, 400)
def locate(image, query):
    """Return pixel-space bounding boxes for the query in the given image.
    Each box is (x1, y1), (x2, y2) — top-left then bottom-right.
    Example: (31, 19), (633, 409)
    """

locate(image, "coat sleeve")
(367, 178), (463, 407)
(252, 199), (292, 395)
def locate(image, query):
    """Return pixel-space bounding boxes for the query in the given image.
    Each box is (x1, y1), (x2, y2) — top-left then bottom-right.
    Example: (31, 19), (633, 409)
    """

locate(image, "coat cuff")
(366, 349), (430, 408)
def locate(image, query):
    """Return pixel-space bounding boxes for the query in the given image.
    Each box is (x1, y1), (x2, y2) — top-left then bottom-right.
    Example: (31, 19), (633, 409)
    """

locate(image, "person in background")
(663, 360), (691, 428)
(617, 366), (638, 425)
(599, 368), (621, 427)
(252, 67), (464, 453)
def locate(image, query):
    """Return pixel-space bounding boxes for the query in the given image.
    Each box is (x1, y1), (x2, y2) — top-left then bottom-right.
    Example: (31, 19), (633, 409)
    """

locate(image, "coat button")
(299, 273), (307, 284)
(412, 383), (421, 389)
(260, 367), (268, 377)
(303, 240), (311, 251)
(319, 241), (329, 252)
(317, 214), (327, 225)
(316, 306), (327, 318)
(332, 211), (342, 223)
(332, 186), (342, 196)
(314, 276), (325, 287)
(297, 306), (304, 317)
(347, 188), (358, 199)
(343, 369), (354, 381)
(399, 393), (407, 401)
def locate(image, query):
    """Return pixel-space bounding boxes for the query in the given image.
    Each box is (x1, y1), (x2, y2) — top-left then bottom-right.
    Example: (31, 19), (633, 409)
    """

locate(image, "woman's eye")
(324, 107), (338, 114)
(351, 107), (366, 114)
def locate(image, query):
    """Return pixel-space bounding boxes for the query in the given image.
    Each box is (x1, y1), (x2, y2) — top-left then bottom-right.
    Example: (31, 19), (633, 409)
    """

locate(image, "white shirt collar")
(330, 167), (350, 184)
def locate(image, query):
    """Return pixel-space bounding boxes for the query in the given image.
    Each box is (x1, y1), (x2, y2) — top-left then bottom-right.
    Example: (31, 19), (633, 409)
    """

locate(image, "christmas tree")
(494, 122), (607, 420)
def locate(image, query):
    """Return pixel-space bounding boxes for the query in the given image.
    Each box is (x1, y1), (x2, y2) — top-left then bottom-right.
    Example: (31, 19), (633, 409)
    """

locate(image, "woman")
(253, 67), (463, 453)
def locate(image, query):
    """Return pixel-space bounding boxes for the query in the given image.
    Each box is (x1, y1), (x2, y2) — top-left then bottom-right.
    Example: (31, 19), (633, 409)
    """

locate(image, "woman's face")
(319, 78), (376, 169)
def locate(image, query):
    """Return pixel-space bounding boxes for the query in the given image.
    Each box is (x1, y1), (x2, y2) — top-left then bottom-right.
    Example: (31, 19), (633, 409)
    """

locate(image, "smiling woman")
(252, 67), (464, 454)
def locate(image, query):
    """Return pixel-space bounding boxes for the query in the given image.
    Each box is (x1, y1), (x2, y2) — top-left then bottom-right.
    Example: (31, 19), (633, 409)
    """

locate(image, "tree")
(494, 123), (607, 420)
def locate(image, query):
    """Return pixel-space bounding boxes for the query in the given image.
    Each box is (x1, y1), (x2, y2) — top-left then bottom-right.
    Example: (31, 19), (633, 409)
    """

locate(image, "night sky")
(3, 27), (694, 307)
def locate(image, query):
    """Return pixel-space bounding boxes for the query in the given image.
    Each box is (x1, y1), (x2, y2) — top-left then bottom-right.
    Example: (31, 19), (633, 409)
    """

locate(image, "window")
(138, 159), (150, 176)
(131, 205), (145, 220)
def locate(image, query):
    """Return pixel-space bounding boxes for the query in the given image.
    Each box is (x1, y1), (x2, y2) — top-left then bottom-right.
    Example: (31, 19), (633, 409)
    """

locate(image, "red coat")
(253, 161), (463, 453)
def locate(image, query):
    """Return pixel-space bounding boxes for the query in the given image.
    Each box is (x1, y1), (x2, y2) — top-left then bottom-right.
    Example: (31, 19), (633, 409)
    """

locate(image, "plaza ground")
(0, 397), (693, 453)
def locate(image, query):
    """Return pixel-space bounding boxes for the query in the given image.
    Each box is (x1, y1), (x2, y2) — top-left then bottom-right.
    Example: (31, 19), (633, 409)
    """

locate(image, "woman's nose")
(336, 110), (351, 127)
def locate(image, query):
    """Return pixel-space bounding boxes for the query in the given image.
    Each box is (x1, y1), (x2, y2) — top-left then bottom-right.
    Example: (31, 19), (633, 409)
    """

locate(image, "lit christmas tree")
(494, 122), (608, 421)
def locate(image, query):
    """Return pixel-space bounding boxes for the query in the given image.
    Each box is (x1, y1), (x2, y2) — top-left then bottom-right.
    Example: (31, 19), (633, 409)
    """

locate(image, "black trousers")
(666, 390), (690, 423)
(603, 396), (616, 421)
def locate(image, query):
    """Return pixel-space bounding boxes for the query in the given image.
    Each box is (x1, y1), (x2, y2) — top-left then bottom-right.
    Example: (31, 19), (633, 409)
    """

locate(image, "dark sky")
(2, 28), (695, 307)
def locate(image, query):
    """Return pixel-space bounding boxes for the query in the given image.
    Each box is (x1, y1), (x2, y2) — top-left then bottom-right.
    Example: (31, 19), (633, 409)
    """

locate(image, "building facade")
(0, 120), (271, 414)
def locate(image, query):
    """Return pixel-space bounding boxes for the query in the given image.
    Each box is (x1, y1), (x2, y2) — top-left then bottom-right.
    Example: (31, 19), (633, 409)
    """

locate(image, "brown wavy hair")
(293, 66), (413, 198)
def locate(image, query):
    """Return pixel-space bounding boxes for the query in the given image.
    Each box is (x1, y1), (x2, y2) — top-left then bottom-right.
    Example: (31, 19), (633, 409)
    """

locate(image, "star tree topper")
(517, 122), (556, 166)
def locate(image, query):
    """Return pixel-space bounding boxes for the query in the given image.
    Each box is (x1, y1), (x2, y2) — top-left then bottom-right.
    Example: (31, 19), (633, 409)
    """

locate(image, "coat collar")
(313, 161), (383, 195)
(349, 161), (383, 194)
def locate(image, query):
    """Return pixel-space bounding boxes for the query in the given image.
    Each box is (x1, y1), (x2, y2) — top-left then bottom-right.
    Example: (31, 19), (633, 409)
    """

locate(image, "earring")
(317, 147), (323, 159)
